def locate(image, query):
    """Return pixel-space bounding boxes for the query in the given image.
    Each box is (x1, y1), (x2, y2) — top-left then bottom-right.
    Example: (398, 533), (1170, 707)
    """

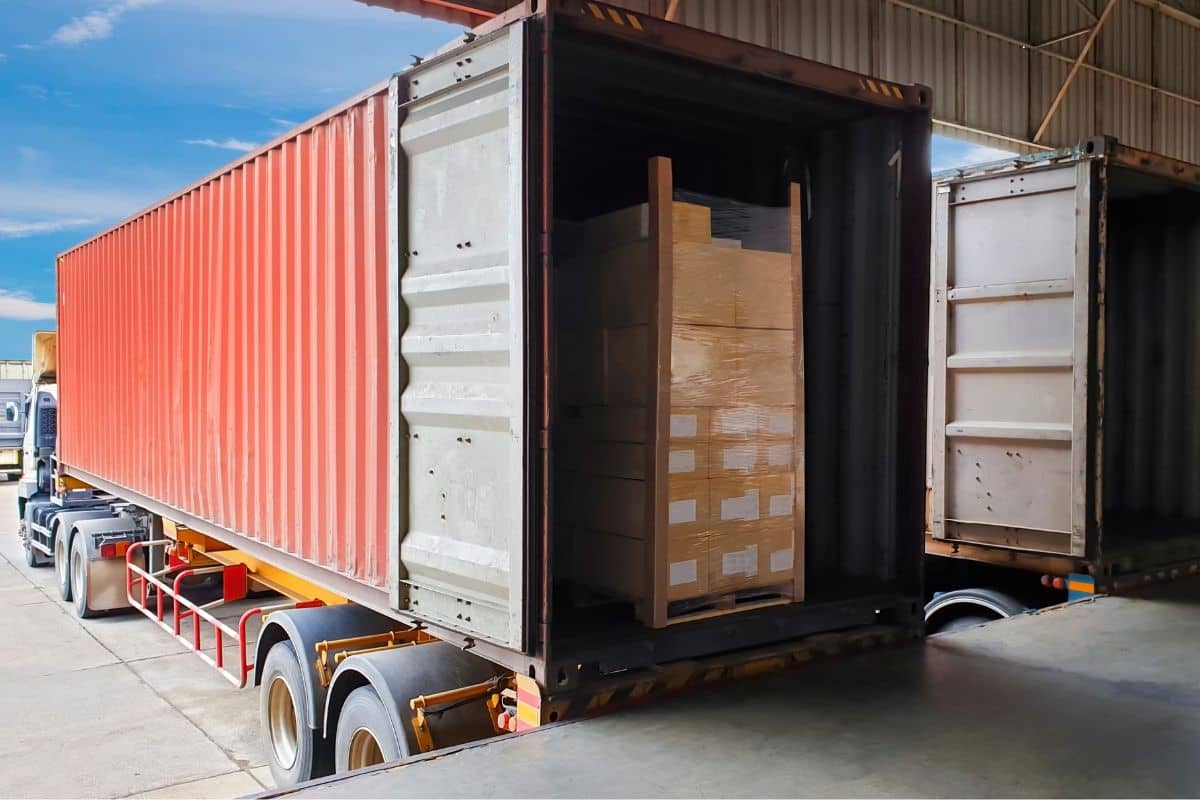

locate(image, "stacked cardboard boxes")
(664, 202), (797, 602)
(555, 191), (800, 619)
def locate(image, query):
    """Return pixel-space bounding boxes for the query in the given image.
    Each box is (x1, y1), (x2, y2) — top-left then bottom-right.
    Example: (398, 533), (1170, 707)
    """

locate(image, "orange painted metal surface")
(57, 88), (392, 591)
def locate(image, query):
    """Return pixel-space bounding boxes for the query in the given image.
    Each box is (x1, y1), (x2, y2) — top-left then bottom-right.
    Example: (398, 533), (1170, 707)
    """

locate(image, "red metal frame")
(126, 540), (323, 687)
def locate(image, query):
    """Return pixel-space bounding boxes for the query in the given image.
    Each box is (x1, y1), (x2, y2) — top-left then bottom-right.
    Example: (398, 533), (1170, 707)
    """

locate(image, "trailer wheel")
(335, 685), (405, 772)
(55, 533), (72, 601)
(924, 588), (1026, 635)
(260, 641), (318, 787)
(70, 533), (98, 619)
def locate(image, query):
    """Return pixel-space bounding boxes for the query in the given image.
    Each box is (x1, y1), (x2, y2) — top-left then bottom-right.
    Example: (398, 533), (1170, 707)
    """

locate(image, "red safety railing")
(126, 540), (323, 687)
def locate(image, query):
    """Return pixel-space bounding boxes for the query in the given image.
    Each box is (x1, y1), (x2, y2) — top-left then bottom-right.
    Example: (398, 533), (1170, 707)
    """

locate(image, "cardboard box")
(558, 327), (605, 407)
(564, 475), (647, 539)
(667, 441), (708, 479)
(577, 406), (646, 443)
(667, 476), (709, 531)
(669, 407), (710, 443)
(582, 200), (712, 249)
(669, 324), (738, 405)
(605, 325), (649, 407)
(600, 241), (652, 327)
(667, 526), (709, 601)
(575, 528), (645, 601)
(737, 329), (794, 405)
(559, 436), (646, 480)
(671, 241), (736, 327)
(733, 249), (792, 330)
(708, 520), (794, 593)
(708, 436), (795, 478)
(710, 405), (793, 439)
(708, 473), (795, 524)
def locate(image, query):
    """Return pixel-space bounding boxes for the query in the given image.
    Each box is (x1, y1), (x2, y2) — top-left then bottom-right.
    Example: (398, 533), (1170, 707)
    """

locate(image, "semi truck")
(0, 359), (33, 480)
(923, 138), (1200, 632)
(20, 0), (932, 789)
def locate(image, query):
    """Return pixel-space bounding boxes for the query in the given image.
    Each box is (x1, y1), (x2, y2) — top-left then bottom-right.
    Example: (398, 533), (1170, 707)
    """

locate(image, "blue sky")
(0, 2), (1013, 360)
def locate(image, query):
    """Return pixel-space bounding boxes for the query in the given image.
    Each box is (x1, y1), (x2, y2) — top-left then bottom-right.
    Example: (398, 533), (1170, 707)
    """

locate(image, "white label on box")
(668, 448), (696, 474)
(766, 443), (791, 468)
(722, 550), (747, 576)
(722, 545), (759, 577)
(720, 490), (759, 521)
(669, 499), (697, 525)
(670, 414), (698, 438)
(770, 547), (794, 573)
(721, 446), (755, 473)
(768, 493), (793, 518)
(713, 408), (756, 435)
(765, 411), (793, 435)
(669, 559), (698, 586)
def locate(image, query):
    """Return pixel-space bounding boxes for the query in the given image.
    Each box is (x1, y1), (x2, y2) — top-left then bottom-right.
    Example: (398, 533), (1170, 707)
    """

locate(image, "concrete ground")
(280, 580), (1200, 798)
(0, 480), (271, 799)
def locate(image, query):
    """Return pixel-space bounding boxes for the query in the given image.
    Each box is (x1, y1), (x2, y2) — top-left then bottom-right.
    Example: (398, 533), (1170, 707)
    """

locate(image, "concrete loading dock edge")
(272, 579), (1200, 798)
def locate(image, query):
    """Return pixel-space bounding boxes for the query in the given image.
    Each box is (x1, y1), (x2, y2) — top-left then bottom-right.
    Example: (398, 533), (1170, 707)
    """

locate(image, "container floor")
(277, 579), (1200, 798)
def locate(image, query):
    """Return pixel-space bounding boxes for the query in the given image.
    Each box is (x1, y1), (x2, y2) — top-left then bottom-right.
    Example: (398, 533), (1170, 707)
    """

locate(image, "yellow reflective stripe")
(587, 2), (604, 19)
(627, 13), (643, 30)
(866, 79), (880, 94)
(607, 6), (624, 24)
(516, 702), (541, 728)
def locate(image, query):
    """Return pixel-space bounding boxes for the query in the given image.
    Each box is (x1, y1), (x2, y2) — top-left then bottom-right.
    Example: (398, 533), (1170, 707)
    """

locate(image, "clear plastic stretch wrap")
(554, 169), (801, 624)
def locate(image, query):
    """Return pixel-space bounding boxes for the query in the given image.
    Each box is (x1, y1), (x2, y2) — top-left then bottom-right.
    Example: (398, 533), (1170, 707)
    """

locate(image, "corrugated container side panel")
(57, 90), (392, 590)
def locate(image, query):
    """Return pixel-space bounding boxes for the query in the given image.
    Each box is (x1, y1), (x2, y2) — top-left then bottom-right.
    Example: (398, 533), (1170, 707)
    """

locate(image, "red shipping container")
(57, 87), (392, 594)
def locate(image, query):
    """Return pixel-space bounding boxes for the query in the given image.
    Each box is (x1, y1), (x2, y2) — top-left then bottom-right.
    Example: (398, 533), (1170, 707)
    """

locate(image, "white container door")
(930, 162), (1092, 558)
(390, 21), (530, 648)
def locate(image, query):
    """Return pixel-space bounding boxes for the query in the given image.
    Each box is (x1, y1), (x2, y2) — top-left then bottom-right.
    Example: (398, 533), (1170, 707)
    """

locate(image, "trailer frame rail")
(126, 539), (323, 687)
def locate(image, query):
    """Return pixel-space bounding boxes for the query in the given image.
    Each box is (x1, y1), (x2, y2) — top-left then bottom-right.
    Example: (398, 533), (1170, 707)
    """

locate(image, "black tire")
(260, 641), (318, 788)
(71, 533), (97, 619)
(335, 685), (405, 773)
(55, 531), (72, 601)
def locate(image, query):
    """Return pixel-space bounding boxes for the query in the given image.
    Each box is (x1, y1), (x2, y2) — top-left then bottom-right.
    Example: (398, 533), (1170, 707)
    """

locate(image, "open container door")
(930, 160), (1094, 559)
(390, 20), (531, 649)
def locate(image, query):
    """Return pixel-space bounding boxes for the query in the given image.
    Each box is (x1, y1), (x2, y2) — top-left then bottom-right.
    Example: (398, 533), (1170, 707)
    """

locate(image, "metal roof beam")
(888, 0), (1200, 112)
(1033, 0), (1118, 144)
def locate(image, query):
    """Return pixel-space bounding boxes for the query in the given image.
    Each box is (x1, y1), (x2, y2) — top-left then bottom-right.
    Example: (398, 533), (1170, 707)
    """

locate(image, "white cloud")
(933, 144), (1017, 172)
(183, 137), (258, 153)
(271, 118), (298, 129)
(17, 146), (39, 162)
(20, 84), (48, 101)
(16, 44), (39, 52)
(0, 54), (7, 62)
(0, 181), (164, 225)
(0, 218), (98, 239)
(0, 290), (56, 321)
(49, 0), (161, 46)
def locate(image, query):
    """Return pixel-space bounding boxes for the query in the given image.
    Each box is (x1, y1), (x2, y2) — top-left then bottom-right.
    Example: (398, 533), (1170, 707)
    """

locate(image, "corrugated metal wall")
(57, 88), (392, 591)
(608, 0), (1200, 161)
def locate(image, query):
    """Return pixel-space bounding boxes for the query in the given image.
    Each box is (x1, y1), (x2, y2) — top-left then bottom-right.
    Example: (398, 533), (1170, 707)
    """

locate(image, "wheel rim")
(71, 548), (84, 604)
(57, 542), (67, 585)
(267, 676), (299, 770)
(347, 727), (385, 771)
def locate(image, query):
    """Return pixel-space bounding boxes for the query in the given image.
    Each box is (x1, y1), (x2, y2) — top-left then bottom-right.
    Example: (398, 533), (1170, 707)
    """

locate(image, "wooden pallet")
(665, 581), (793, 625)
